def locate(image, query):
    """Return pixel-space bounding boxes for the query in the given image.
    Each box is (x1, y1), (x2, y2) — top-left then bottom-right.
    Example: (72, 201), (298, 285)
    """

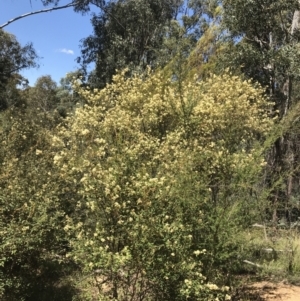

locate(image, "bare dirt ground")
(249, 281), (300, 301)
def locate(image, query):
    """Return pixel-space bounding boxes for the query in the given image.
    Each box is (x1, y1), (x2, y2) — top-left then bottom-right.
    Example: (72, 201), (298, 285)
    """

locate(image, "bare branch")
(0, 0), (124, 35)
(0, 2), (76, 29)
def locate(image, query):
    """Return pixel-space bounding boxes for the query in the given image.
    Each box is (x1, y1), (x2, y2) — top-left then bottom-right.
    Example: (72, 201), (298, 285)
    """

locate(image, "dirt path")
(251, 281), (300, 301)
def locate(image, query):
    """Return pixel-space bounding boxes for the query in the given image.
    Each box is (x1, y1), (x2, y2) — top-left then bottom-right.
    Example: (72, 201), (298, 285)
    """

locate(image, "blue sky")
(0, 0), (97, 85)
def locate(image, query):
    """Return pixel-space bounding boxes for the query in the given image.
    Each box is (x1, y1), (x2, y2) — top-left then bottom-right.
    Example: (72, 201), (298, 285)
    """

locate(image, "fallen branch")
(243, 260), (262, 268)
(252, 223), (265, 228)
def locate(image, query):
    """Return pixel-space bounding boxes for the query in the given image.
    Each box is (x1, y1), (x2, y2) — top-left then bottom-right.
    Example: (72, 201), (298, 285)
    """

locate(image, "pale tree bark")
(291, 9), (300, 35)
(0, 2), (76, 29)
(275, 4), (300, 225)
(284, 3), (300, 115)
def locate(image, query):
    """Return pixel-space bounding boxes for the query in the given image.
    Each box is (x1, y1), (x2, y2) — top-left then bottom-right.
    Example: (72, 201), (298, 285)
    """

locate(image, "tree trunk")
(291, 9), (300, 35)
(273, 5), (300, 225)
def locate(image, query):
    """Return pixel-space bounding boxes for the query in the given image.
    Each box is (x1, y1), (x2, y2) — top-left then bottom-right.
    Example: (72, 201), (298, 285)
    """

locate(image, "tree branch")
(0, 2), (76, 29)
(0, 0), (124, 33)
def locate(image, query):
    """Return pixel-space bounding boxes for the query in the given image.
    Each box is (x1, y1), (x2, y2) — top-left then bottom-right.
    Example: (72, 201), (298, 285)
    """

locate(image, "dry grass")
(242, 226), (300, 283)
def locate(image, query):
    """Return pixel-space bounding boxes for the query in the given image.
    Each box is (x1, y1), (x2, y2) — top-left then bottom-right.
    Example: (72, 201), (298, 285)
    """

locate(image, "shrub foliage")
(48, 70), (273, 300)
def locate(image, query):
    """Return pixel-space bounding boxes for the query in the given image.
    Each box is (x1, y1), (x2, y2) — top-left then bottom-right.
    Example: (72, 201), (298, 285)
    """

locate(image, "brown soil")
(250, 281), (300, 301)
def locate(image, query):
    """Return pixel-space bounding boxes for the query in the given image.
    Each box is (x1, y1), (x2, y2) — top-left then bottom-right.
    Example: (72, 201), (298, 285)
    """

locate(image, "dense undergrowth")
(2, 68), (296, 301)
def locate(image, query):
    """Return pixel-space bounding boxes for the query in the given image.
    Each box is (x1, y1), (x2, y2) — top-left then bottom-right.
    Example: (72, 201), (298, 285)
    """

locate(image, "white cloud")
(58, 48), (74, 55)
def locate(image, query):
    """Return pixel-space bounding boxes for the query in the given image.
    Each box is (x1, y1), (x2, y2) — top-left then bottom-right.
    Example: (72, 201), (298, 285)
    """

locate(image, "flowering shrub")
(52, 69), (273, 300)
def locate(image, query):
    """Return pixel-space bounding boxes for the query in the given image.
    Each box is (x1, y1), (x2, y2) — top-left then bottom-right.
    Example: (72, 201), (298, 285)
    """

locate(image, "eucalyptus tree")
(78, 0), (175, 87)
(27, 75), (59, 113)
(0, 29), (37, 81)
(0, 29), (38, 110)
(55, 71), (86, 116)
(222, 0), (300, 223)
(77, 0), (206, 88)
